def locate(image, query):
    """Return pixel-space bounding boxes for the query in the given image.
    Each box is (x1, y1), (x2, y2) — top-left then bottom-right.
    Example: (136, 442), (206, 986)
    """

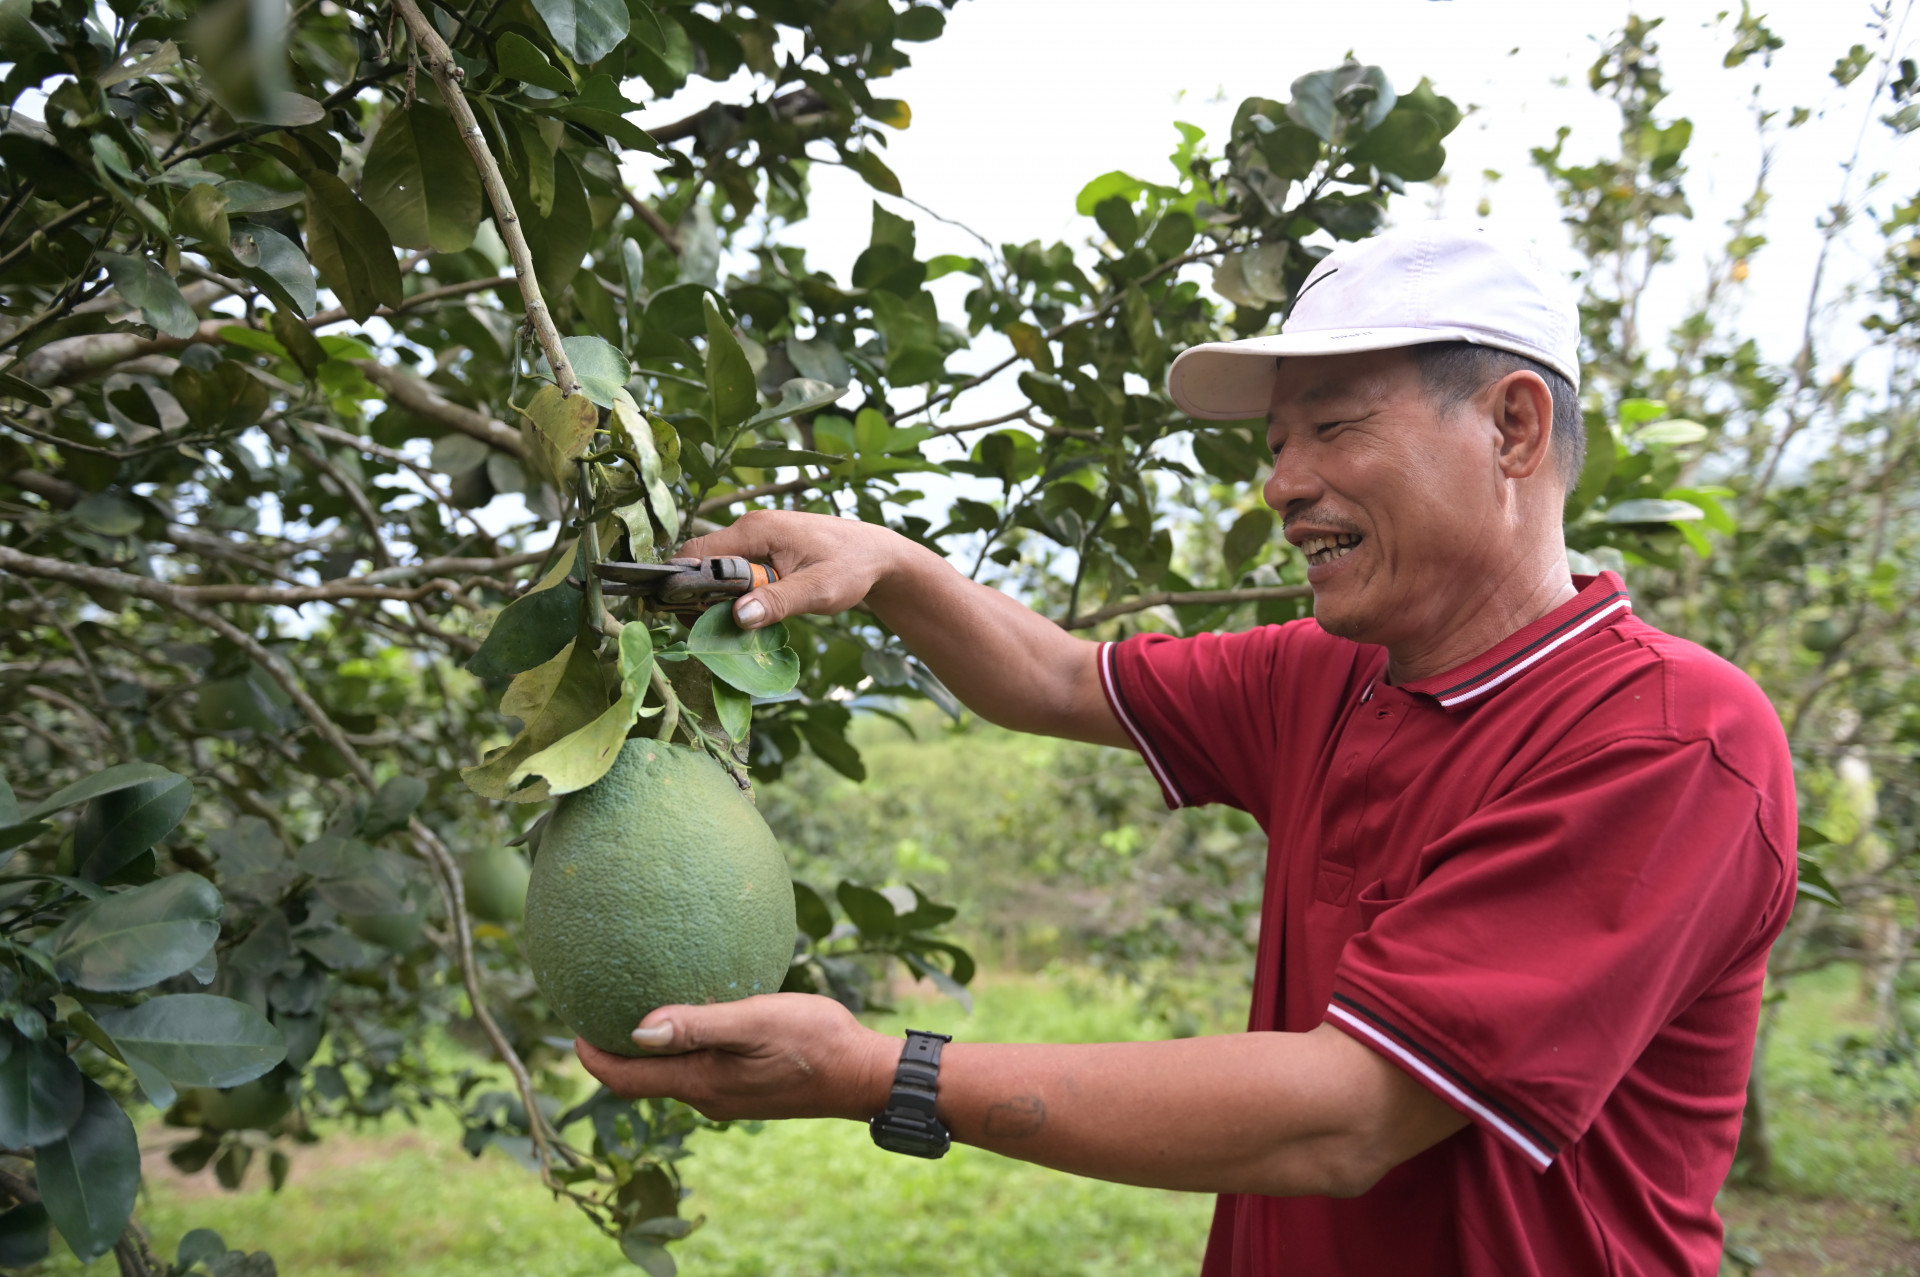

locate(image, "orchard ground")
(21, 963), (1920, 1277)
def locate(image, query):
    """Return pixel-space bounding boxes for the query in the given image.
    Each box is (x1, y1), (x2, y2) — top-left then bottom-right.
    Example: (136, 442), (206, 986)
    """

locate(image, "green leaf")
(836, 882), (901, 935)
(841, 147), (901, 197)
(516, 150), (593, 305)
(95, 994), (287, 1109)
(610, 392), (680, 543)
(0, 1035), (84, 1148)
(1632, 419), (1710, 447)
(462, 637), (608, 802)
(711, 677), (750, 742)
(496, 32), (575, 93)
(71, 493), (143, 537)
(538, 75), (661, 154)
(362, 103), (483, 254)
(686, 608), (800, 697)
(467, 543), (583, 683)
(792, 881), (833, 941)
(739, 378), (847, 434)
(618, 621), (655, 698)
(509, 691), (639, 795)
(228, 223), (316, 317)
(304, 172), (404, 322)
(703, 293), (757, 431)
(23, 763), (186, 822)
(0, 1201), (50, 1267)
(530, 0), (629, 64)
(97, 252), (198, 339)
(174, 183), (230, 247)
(0, 373), (52, 408)
(800, 715), (865, 781)
(1601, 498), (1705, 524)
(1617, 397), (1668, 426)
(560, 335), (630, 408)
(1222, 509), (1273, 575)
(525, 381), (600, 488)
(35, 1079), (139, 1263)
(360, 775), (427, 840)
(619, 1232), (677, 1277)
(49, 872), (222, 993)
(73, 774), (192, 883)
(269, 306), (328, 379)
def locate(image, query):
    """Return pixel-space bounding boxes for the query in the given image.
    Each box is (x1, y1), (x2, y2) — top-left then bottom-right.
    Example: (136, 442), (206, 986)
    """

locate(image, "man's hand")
(680, 510), (912, 631)
(574, 993), (898, 1123)
(681, 509), (1126, 746)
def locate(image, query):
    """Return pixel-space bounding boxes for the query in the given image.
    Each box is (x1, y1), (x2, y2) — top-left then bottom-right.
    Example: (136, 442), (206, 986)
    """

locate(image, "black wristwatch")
(868, 1029), (952, 1158)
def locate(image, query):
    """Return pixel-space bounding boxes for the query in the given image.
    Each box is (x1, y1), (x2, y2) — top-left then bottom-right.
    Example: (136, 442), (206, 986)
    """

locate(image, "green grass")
(38, 970), (1216, 1276)
(31, 965), (1920, 1276)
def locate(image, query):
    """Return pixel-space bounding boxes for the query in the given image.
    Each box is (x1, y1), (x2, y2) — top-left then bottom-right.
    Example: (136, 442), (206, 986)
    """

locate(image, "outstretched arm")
(680, 510), (1126, 747)
(575, 994), (1468, 1198)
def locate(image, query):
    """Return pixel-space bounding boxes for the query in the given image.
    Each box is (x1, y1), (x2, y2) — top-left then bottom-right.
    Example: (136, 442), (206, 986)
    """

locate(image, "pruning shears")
(590, 557), (781, 617)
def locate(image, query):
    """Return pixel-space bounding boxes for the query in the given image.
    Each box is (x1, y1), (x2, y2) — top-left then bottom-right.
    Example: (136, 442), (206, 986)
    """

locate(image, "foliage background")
(1, 0), (1918, 1272)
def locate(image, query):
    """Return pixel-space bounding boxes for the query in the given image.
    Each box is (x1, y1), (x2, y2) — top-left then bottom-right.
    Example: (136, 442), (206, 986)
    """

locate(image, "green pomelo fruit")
(525, 739), (796, 1056)
(462, 844), (530, 923)
(345, 899), (428, 952)
(188, 1077), (294, 1132)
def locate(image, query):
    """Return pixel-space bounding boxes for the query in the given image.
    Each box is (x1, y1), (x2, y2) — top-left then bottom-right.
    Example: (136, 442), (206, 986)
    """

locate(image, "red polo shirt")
(1099, 572), (1796, 1276)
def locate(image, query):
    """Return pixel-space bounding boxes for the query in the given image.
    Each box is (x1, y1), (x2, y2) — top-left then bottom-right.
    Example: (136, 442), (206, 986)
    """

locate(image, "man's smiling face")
(1263, 348), (1513, 652)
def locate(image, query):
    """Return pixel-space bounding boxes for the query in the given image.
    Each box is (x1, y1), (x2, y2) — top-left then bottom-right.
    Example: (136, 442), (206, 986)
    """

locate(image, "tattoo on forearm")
(981, 1095), (1046, 1138)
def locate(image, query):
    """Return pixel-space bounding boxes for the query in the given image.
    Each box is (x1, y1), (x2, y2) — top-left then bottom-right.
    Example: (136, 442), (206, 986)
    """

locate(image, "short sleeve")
(1103, 623), (1366, 813)
(1325, 735), (1791, 1170)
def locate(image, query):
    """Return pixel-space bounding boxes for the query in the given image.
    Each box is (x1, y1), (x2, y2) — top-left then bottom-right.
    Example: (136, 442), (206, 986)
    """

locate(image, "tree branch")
(392, 0), (579, 399)
(305, 274), (514, 331)
(695, 477), (817, 513)
(0, 544), (470, 605)
(647, 86), (827, 146)
(352, 360), (526, 459)
(618, 188), (681, 255)
(1059, 584), (1310, 630)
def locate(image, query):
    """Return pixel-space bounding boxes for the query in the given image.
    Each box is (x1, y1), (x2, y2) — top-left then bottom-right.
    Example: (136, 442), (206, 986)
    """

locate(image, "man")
(576, 222), (1797, 1275)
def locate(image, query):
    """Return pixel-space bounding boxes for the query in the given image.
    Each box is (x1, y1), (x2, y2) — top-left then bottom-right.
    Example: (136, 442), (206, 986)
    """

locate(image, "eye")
(1315, 420), (1345, 436)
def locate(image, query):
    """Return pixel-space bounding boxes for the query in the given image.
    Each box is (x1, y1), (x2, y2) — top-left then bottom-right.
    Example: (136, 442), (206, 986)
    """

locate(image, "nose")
(1263, 434), (1322, 518)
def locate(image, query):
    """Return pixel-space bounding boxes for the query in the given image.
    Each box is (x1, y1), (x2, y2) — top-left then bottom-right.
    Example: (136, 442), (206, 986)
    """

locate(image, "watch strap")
(868, 1029), (952, 1158)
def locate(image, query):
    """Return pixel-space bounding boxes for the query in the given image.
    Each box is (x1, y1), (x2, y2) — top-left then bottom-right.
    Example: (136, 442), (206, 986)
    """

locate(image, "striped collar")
(1398, 572), (1634, 711)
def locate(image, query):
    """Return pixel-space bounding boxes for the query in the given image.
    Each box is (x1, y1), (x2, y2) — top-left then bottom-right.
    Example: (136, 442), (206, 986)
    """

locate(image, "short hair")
(1407, 342), (1585, 487)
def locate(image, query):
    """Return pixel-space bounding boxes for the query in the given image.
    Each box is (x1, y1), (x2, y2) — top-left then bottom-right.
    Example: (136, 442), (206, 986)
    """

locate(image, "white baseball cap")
(1166, 221), (1580, 420)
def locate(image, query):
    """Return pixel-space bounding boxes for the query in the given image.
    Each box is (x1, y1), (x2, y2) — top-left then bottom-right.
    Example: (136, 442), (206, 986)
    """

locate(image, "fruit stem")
(651, 663), (681, 743)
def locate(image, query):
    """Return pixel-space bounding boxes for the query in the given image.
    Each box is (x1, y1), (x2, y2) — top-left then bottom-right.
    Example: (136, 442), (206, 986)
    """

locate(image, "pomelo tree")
(0, 0), (1844, 1269)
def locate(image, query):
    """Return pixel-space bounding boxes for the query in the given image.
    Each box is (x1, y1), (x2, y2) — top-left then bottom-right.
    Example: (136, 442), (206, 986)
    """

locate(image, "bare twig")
(618, 188), (681, 254)
(1060, 584), (1310, 630)
(392, 0), (579, 399)
(352, 360), (526, 459)
(305, 274), (514, 330)
(695, 477), (818, 513)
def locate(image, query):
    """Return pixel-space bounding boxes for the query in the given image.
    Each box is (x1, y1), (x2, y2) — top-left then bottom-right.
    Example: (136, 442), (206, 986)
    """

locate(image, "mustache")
(1281, 508), (1365, 538)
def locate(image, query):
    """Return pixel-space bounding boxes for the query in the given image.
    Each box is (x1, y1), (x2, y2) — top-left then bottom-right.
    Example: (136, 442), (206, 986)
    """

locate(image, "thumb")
(731, 579), (802, 629)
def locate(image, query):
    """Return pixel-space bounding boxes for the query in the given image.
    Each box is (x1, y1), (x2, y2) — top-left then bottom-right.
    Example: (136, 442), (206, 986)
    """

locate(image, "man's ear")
(1489, 370), (1555, 481)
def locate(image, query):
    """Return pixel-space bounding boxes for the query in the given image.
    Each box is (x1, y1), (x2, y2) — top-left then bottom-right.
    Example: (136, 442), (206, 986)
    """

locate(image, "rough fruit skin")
(525, 739), (795, 1057)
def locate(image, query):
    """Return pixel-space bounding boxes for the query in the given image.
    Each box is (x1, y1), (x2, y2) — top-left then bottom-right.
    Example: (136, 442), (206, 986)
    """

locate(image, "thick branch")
(353, 360), (526, 459)
(392, 0), (578, 398)
(1060, 584), (1310, 630)
(0, 544), (469, 605)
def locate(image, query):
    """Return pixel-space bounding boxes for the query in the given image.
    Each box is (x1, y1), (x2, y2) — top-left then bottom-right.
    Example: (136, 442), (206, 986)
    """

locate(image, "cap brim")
(1167, 327), (1563, 420)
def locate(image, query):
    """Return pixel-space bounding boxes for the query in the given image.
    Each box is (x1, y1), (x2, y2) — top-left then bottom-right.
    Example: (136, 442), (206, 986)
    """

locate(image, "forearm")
(921, 1027), (1418, 1197)
(864, 538), (1117, 744)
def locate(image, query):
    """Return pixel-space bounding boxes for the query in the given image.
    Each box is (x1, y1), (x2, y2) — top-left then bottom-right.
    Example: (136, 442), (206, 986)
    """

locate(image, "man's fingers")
(575, 1037), (697, 1099)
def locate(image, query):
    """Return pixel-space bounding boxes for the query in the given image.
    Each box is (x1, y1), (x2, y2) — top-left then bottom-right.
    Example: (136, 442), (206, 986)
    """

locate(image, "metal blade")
(592, 561), (687, 586)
